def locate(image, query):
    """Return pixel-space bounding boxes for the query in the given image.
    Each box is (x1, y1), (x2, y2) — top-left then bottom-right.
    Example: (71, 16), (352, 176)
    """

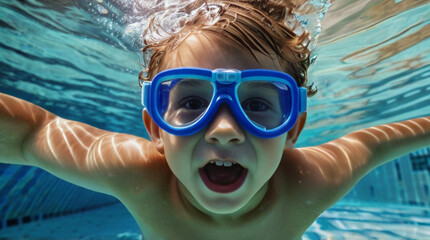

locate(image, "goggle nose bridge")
(211, 79), (239, 113)
(204, 93), (244, 131)
(211, 69), (241, 111)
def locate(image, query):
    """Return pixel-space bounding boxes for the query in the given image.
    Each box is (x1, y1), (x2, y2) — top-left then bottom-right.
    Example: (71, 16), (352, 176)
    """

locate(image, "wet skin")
(0, 31), (429, 240)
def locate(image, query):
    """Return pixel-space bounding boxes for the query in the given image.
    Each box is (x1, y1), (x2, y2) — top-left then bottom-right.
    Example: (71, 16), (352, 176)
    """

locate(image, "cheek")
(162, 130), (205, 154)
(162, 132), (201, 174)
(255, 135), (286, 167)
(163, 132), (199, 151)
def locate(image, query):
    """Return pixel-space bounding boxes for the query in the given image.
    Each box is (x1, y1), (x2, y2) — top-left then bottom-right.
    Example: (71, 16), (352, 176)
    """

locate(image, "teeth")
(223, 162), (232, 167)
(212, 161), (235, 167)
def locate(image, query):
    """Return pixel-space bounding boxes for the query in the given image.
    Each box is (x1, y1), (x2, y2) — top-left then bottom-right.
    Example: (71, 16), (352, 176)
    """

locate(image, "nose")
(205, 104), (245, 145)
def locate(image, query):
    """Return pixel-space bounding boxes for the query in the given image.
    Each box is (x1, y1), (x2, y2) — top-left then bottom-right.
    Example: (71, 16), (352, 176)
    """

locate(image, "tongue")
(203, 163), (244, 185)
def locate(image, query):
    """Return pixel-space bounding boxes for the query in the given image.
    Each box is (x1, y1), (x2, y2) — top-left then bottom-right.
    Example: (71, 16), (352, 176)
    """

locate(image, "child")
(0, 1), (429, 239)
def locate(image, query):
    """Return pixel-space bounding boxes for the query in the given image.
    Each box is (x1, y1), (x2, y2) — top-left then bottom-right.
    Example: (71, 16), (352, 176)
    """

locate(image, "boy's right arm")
(0, 93), (165, 195)
(0, 93), (57, 165)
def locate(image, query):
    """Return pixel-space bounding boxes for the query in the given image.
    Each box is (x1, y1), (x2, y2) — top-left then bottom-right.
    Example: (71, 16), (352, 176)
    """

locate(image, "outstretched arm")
(288, 116), (429, 208)
(350, 117), (429, 168)
(0, 93), (57, 165)
(0, 93), (164, 195)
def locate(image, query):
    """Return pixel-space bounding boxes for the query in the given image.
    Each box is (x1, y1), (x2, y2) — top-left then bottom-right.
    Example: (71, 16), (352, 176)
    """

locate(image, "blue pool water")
(0, 203), (429, 239)
(0, 0), (429, 239)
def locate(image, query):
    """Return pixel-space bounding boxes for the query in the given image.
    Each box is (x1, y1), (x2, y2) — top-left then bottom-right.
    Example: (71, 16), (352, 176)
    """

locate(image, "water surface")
(1, 0), (428, 146)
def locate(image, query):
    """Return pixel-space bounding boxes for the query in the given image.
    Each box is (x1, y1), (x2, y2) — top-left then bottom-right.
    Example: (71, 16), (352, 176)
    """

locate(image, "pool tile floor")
(0, 203), (428, 240)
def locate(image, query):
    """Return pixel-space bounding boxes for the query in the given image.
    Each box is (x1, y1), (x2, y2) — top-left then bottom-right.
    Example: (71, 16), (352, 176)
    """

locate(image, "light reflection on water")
(0, 0), (429, 144)
(305, 0), (430, 145)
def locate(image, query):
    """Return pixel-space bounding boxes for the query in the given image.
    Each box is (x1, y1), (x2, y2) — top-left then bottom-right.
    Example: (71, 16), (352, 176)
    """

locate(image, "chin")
(203, 201), (246, 215)
(197, 190), (250, 215)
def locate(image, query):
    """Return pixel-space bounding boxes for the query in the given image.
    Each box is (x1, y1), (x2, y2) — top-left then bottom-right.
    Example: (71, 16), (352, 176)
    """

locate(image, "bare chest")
(120, 179), (319, 240)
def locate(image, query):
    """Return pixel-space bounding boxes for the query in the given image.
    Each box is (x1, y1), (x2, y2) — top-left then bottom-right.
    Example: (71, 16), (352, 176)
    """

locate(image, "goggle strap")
(299, 87), (307, 113)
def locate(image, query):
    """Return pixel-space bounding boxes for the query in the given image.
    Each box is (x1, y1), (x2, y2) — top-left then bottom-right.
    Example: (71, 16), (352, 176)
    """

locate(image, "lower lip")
(198, 168), (248, 194)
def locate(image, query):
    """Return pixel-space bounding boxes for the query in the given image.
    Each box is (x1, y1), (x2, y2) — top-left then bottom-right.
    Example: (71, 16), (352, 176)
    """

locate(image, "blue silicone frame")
(142, 67), (307, 138)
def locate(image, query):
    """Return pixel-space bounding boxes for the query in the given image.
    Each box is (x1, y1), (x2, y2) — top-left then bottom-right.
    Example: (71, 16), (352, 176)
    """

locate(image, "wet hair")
(139, 0), (317, 96)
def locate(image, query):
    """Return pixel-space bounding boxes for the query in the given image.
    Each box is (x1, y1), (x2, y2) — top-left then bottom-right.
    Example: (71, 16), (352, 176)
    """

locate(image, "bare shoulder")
(25, 117), (169, 196)
(87, 131), (170, 195)
(279, 139), (373, 209)
(280, 116), (430, 209)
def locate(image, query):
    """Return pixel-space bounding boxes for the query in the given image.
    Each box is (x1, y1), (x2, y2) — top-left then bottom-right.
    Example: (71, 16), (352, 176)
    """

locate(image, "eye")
(242, 98), (270, 112)
(178, 96), (208, 110)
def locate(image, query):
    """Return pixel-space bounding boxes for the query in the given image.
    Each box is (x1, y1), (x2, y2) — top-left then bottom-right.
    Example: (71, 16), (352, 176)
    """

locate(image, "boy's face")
(143, 32), (305, 218)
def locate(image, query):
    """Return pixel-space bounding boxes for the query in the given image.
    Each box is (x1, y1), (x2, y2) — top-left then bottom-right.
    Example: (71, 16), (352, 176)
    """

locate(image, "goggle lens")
(159, 78), (214, 127)
(237, 81), (291, 130)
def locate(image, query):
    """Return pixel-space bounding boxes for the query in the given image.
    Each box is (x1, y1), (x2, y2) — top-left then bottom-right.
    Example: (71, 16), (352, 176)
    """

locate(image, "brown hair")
(139, 0), (317, 96)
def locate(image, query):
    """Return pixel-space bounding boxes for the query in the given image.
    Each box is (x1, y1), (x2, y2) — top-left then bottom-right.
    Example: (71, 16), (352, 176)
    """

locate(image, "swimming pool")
(0, 0), (429, 239)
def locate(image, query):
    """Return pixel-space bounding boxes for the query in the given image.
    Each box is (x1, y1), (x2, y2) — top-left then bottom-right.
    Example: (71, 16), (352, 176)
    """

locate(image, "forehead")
(160, 31), (284, 72)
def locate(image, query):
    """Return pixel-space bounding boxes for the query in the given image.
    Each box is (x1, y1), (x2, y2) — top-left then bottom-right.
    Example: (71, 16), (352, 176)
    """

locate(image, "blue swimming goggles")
(141, 67), (307, 138)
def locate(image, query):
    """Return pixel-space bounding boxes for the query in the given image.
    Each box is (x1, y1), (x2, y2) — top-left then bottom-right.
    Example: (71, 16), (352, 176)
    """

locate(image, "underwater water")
(0, 0), (429, 239)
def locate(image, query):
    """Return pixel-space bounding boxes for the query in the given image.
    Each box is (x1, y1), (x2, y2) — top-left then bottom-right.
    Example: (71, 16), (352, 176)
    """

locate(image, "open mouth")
(199, 161), (248, 193)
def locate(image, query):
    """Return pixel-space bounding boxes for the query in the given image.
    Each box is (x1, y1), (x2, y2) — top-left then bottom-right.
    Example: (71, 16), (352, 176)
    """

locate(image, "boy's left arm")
(349, 116), (430, 168)
(294, 116), (429, 206)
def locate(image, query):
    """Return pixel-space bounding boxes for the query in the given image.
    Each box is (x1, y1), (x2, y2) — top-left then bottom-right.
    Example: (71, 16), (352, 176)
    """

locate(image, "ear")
(142, 109), (165, 155)
(285, 112), (307, 149)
